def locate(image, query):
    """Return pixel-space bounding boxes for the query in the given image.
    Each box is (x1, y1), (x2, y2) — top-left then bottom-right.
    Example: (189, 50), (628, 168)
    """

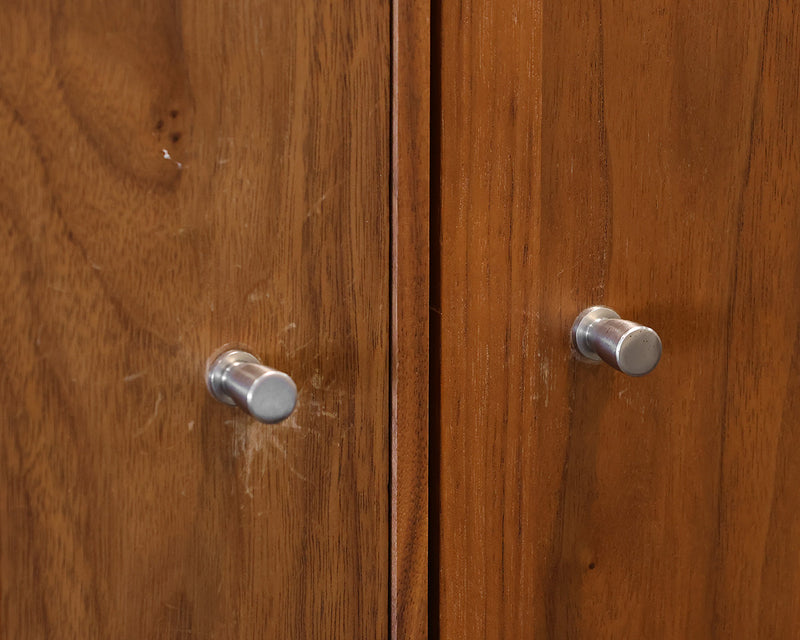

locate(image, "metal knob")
(206, 349), (297, 423)
(571, 306), (662, 376)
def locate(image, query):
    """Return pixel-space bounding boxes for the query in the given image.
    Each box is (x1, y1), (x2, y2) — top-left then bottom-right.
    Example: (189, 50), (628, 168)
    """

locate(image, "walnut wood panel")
(436, 1), (542, 636)
(391, 0), (429, 637)
(0, 1), (390, 637)
(436, 0), (800, 637)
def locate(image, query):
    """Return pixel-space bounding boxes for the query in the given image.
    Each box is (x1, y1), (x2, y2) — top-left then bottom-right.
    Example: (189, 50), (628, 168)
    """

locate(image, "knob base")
(572, 306), (621, 360)
(206, 349), (261, 406)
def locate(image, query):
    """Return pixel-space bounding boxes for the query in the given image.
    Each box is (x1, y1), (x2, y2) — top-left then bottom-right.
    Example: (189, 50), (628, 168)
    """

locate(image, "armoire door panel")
(0, 2), (390, 637)
(436, 0), (800, 637)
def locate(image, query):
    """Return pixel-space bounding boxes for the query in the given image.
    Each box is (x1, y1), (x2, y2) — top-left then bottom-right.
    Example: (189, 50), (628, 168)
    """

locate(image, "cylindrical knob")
(571, 306), (662, 376)
(206, 349), (297, 423)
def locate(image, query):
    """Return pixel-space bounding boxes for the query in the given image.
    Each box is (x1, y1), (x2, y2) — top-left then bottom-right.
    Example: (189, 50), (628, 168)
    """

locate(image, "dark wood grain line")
(428, 0), (443, 636)
(596, 1), (613, 294)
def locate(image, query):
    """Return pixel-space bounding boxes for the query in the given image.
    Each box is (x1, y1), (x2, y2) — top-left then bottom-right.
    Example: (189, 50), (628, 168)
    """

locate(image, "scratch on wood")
(311, 372), (325, 389)
(540, 354), (551, 407)
(304, 182), (342, 218)
(287, 338), (313, 356)
(247, 290), (270, 303)
(232, 418), (308, 496)
(132, 391), (163, 437)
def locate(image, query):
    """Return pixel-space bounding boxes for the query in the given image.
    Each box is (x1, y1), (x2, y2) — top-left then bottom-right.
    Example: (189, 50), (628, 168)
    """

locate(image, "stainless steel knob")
(571, 306), (662, 376)
(206, 349), (297, 423)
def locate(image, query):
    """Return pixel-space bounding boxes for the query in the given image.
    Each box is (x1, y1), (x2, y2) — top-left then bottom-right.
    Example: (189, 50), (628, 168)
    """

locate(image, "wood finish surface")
(436, 0), (800, 637)
(0, 2), (390, 637)
(391, 0), (430, 637)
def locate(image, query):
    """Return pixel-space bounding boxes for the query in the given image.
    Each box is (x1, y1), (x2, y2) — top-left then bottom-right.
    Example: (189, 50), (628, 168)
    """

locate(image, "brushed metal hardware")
(572, 306), (662, 376)
(206, 349), (297, 423)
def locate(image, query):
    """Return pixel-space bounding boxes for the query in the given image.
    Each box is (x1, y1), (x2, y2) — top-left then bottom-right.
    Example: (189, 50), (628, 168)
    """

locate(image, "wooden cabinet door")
(436, 0), (800, 637)
(0, 2), (389, 637)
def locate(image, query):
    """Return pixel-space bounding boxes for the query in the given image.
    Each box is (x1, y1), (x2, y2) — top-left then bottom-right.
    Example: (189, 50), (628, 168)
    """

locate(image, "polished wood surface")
(391, 0), (430, 637)
(436, 2), (542, 636)
(436, 0), (800, 637)
(0, 1), (390, 637)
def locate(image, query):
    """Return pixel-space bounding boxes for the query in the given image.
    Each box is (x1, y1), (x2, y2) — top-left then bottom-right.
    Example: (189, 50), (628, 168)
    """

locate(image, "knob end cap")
(247, 371), (298, 423)
(616, 326), (662, 376)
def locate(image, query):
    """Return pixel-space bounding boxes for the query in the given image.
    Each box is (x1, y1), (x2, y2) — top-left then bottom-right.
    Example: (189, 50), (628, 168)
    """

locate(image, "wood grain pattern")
(0, 1), (390, 637)
(391, 0), (430, 637)
(437, 1), (542, 636)
(436, 0), (800, 637)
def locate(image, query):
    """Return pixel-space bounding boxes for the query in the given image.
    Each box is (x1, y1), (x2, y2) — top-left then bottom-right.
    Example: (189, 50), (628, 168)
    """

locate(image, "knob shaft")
(207, 349), (297, 423)
(572, 306), (662, 376)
